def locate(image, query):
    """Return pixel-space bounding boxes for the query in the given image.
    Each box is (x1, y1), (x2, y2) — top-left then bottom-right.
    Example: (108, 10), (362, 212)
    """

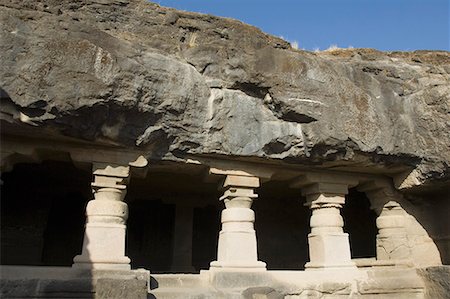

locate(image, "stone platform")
(2, 266), (449, 298)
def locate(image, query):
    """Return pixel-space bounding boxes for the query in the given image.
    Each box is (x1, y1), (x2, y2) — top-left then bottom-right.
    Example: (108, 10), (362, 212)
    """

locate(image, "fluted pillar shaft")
(73, 163), (131, 270)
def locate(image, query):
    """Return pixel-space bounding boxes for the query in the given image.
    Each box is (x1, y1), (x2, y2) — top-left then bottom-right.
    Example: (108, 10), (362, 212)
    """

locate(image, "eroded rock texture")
(1, 0), (449, 189)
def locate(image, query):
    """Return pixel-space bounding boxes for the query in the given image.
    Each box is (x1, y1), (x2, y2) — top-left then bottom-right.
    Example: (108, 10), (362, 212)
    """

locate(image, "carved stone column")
(210, 174), (266, 271)
(292, 173), (357, 270)
(73, 163), (131, 270)
(358, 179), (441, 267)
(376, 201), (411, 260)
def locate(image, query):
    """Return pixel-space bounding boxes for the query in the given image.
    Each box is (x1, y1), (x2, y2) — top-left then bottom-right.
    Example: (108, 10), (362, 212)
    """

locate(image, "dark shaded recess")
(0, 87), (12, 100)
(255, 180), (310, 270)
(127, 200), (175, 273)
(21, 101), (48, 118)
(369, 147), (422, 167)
(230, 82), (270, 99)
(308, 143), (352, 162)
(42, 192), (87, 266)
(279, 110), (317, 124)
(0, 161), (90, 266)
(1, 87), (47, 118)
(126, 201), (220, 273)
(50, 101), (160, 146)
(126, 170), (221, 273)
(268, 99), (317, 124)
(343, 188), (377, 258)
(362, 66), (383, 75)
(263, 140), (289, 155)
(192, 205), (220, 271)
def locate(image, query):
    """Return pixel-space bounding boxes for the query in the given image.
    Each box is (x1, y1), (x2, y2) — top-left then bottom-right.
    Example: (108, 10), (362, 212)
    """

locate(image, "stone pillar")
(171, 204), (195, 272)
(73, 163), (131, 270)
(358, 179), (442, 267)
(376, 201), (411, 260)
(210, 174), (266, 271)
(296, 176), (357, 270)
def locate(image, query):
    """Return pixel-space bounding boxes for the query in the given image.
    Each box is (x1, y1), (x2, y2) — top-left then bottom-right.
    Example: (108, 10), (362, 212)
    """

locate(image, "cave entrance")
(256, 180), (310, 270)
(125, 169), (221, 273)
(0, 160), (91, 266)
(343, 188), (378, 259)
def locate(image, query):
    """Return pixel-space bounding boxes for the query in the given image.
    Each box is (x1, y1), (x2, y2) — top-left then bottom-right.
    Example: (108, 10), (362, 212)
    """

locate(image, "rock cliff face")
(1, 0), (449, 189)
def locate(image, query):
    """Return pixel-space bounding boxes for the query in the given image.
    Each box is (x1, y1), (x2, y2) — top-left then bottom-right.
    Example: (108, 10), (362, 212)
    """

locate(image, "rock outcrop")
(1, 0), (449, 190)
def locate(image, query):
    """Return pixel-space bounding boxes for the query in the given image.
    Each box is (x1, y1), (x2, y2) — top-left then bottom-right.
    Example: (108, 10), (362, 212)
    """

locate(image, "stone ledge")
(0, 266), (150, 299)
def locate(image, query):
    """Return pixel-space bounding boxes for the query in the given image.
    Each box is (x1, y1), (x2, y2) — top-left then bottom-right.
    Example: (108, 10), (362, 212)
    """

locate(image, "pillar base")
(306, 232), (355, 270)
(209, 260), (266, 272)
(72, 255), (131, 270)
(305, 261), (356, 270)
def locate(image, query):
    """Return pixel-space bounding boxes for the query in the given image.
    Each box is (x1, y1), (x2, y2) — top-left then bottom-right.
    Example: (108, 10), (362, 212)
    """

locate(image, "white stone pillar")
(358, 179), (442, 267)
(73, 163), (131, 270)
(210, 174), (266, 271)
(302, 181), (356, 270)
(376, 201), (411, 260)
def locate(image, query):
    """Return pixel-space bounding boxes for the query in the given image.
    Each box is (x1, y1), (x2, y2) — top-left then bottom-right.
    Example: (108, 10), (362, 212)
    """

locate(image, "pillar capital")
(290, 172), (359, 190)
(305, 193), (346, 209)
(222, 174), (260, 189)
(301, 182), (350, 209)
(357, 179), (397, 214)
(219, 175), (259, 207)
(301, 182), (349, 196)
(91, 163), (129, 191)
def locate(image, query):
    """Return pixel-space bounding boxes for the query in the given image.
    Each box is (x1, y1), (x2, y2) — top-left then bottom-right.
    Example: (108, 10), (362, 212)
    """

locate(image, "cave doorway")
(342, 188), (378, 258)
(256, 180), (310, 270)
(0, 160), (91, 266)
(125, 169), (221, 273)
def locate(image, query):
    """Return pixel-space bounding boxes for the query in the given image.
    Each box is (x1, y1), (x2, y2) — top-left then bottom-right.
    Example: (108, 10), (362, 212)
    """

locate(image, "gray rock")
(418, 266), (450, 299)
(0, 266), (150, 299)
(96, 278), (147, 299)
(0, 0), (449, 190)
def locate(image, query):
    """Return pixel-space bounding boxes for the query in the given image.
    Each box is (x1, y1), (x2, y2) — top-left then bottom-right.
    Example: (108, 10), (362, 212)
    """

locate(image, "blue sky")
(155, 0), (449, 51)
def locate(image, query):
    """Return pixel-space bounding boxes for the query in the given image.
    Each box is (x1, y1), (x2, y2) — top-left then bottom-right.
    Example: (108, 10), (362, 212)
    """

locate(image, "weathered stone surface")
(418, 266), (450, 299)
(96, 278), (147, 299)
(0, 266), (150, 299)
(1, 0), (449, 189)
(242, 287), (283, 299)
